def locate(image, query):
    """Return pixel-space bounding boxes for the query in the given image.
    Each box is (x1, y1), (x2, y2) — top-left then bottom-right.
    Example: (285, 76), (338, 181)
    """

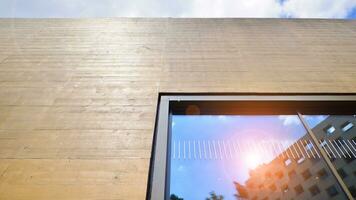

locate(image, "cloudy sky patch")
(1, 0), (356, 18)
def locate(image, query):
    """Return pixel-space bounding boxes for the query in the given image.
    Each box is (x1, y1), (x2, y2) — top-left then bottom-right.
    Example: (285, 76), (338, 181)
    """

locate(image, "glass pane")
(304, 115), (356, 199)
(169, 115), (348, 200)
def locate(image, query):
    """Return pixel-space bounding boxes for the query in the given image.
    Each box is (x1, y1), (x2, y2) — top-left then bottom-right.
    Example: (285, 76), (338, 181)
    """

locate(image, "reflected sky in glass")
(303, 115), (328, 129)
(169, 115), (309, 200)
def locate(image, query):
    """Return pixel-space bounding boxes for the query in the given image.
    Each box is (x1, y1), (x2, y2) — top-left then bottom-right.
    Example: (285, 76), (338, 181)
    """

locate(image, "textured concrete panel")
(0, 18), (355, 199)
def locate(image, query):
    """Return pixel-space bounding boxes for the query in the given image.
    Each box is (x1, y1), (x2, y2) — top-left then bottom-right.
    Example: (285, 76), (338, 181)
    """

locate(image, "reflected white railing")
(171, 139), (356, 161)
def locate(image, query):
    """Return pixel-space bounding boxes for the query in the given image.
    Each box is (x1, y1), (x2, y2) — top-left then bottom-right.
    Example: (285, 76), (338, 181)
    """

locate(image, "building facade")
(236, 116), (356, 200)
(0, 18), (356, 199)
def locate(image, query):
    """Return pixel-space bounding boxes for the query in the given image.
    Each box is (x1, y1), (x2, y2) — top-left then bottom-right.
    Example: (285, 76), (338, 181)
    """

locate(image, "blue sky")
(169, 115), (327, 200)
(1, 0), (356, 18)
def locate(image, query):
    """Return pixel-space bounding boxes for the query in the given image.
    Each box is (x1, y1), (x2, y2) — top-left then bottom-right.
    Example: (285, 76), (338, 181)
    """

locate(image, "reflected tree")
(234, 181), (249, 199)
(170, 194), (183, 200)
(206, 191), (224, 200)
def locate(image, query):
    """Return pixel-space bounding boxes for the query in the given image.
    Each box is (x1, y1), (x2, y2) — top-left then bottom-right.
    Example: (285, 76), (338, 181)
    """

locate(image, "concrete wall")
(0, 18), (356, 199)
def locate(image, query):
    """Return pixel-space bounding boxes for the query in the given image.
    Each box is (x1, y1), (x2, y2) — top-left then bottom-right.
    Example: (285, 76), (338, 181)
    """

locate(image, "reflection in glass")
(304, 115), (356, 199)
(169, 115), (348, 199)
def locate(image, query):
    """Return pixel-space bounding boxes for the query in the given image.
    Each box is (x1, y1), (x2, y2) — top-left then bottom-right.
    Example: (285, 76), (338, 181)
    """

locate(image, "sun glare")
(244, 152), (262, 170)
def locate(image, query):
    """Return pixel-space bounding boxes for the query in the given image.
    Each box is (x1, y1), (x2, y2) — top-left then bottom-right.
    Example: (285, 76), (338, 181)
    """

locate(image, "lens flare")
(243, 151), (262, 170)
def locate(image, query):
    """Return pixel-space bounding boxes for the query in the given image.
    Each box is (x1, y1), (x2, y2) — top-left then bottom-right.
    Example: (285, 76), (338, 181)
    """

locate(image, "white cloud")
(278, 115), (301, 126)
(0, 0), (355, 18)
(282, 0), (356, 18)
(181, 0), (282, 17)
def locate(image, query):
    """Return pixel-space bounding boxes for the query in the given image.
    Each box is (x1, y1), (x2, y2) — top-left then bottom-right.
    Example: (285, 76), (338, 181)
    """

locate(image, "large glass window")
(169, 115), (348, 200)
(147, 95), (356, 200)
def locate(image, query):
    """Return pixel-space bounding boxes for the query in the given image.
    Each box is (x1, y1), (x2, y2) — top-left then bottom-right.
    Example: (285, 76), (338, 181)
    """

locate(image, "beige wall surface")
(0, 18), (355, 199)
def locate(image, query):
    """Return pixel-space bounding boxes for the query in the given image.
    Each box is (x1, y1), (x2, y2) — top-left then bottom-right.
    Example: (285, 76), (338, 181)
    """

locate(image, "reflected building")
(235, 116), (356, 200)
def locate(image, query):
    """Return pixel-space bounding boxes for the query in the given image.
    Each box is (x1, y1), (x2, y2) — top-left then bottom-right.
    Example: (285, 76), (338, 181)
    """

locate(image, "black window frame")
(146, 94), (356, 200)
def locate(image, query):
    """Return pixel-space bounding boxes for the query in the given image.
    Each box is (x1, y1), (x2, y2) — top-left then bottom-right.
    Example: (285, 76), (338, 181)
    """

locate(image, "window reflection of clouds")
(170, 115), (308, 200)
(278, 115), (301, 126)
(303, 115), (328, 128)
